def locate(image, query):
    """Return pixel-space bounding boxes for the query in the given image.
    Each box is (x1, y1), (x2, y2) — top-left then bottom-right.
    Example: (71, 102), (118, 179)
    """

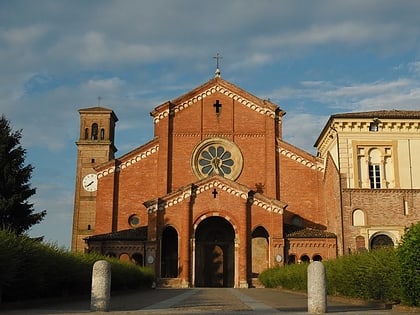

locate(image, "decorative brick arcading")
(153, 85), (277, 123)
(97, 144), (159, 178)
(278, 147), (324, 171)
(146, 179), (284, 214)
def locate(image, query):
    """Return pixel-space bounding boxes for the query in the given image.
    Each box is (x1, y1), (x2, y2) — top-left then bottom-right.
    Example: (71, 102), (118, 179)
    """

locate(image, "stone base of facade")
(158, 278), (190, 288)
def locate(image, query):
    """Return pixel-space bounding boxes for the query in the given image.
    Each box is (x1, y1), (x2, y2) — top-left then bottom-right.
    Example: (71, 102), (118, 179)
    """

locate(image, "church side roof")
(150, 77), (285, 124)
(284, 224), (336, 239)
(143, 175), (287, 214)
(85, 226), (148, 241)
(278, 139), (324, 172)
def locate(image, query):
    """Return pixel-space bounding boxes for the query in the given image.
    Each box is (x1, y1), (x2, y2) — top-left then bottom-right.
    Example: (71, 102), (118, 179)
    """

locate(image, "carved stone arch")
(370, 231), (395, 250)
(193, 212), (239, 239)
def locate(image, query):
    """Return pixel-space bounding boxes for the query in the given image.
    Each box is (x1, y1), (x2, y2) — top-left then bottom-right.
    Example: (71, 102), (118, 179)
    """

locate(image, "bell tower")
(71, 107), (118, 252)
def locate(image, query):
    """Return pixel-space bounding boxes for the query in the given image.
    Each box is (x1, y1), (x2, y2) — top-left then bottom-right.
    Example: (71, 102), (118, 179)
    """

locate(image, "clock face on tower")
(82, 173), (98, 192)
(191, 138), (243, 181)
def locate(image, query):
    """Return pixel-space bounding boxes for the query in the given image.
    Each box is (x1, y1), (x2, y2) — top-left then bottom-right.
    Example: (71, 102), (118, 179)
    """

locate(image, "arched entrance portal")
(195, 216), (235, 287)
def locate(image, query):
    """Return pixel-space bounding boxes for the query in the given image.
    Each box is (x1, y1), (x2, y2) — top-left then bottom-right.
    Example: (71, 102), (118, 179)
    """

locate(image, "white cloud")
(82, 77), (125, 91)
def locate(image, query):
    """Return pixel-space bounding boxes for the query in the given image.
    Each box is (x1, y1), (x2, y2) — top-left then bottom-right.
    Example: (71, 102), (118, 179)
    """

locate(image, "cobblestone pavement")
(0, 288), (416, 315)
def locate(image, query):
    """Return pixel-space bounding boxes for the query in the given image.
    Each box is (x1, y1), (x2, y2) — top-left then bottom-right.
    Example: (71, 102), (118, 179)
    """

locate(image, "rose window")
(191, 138), (243, 181)
(198, 146), (234, 176)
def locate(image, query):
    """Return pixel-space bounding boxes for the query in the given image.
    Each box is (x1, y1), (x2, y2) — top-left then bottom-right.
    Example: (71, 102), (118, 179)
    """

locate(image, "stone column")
(307, 261), (327, 314)
(91, 260), (111, 312)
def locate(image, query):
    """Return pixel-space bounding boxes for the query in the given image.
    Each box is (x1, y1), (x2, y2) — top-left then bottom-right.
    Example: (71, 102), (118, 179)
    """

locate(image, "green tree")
(397, 222), (420, 306)
(0, 115), (46, 234)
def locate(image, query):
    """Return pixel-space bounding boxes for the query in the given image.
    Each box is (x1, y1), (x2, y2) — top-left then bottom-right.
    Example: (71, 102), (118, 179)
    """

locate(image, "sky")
(1, 0), (420, 249)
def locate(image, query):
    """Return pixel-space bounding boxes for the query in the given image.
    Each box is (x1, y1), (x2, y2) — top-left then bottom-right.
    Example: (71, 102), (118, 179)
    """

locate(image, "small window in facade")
(84, 128), (89, 140)
(128, 214), (140, 227)
(100, 128), (105, 140)
(91, 123), (98, 140)
(352, 209), (365, 226)
(369, 122), (378, 132)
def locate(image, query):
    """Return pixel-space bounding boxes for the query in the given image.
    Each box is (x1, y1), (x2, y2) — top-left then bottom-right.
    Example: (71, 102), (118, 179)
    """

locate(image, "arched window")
(119, 253), (130, 261)
(84, 128), (89, 140)
(352, 209), (365, 226)
(161, 226), (178, 278)
(312, 254), (322, 261)
(300, 255), (310, 263)
(100, 128), (105, 140)
(91, 123), (98, 140)
(356, 145), (394, 189)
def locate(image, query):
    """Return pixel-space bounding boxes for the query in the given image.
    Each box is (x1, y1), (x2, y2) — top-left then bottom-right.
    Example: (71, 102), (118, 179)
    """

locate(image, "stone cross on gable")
(213, 53), (222, 77)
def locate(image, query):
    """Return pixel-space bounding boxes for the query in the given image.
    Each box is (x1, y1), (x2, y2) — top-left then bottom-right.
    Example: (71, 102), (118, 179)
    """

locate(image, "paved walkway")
(0, 288), (415, 315)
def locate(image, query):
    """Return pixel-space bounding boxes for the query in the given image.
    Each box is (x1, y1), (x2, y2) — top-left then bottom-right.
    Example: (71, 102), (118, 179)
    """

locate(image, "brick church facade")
(72, 75), (420, 288)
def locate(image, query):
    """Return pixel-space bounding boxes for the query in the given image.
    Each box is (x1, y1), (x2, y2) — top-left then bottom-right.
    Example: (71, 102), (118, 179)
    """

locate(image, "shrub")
(397, 222), (420, 306)
(259, 247), (401, 303)
(325, 248), (400, 302)
(0, 230), (154, 302)
(259, 263), (308, 291)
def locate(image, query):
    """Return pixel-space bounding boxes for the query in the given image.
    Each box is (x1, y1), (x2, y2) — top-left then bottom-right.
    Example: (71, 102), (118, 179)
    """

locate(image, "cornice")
(97, 144), (159, 179)
(334, 120), (420, 132)
(145, 178), (285, 214)
(152, 84), (278, 124)
(343, 188), (420, 194)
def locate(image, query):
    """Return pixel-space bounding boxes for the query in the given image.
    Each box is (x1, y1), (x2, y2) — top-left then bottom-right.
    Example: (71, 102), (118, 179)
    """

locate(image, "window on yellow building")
(356, 145), (394, 189)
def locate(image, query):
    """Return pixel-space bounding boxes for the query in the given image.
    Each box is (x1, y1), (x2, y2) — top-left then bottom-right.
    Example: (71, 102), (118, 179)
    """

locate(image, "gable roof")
(78, 106), (118, 121)
(150, 77), (285, 124)
(143, 175), (287, 214)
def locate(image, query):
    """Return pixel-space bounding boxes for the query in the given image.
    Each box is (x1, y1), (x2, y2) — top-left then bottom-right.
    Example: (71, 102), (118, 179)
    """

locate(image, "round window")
(191, 138), (243, 181)
(128, 215), (140, 227)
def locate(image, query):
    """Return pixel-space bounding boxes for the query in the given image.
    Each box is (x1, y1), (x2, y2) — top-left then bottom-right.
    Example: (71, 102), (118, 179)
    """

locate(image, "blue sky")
(1, 0), (420, 249)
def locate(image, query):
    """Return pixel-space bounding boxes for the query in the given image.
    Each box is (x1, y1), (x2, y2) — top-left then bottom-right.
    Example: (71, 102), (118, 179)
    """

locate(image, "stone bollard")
(307, 261), (327, 314)
(91, 260), (111, 312)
